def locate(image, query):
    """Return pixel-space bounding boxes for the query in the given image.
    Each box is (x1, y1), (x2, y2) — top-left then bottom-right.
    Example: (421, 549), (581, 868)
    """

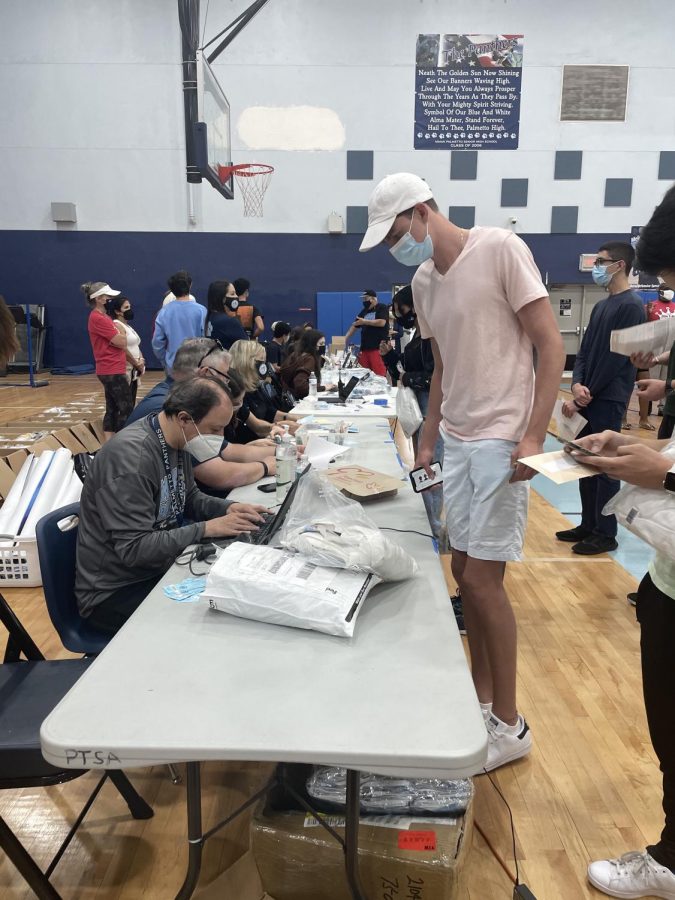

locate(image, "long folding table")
(40, 418), (486, 899)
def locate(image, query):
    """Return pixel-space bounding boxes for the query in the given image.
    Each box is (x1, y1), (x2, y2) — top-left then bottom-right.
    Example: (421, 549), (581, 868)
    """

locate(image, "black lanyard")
(150, 414), (185, 527)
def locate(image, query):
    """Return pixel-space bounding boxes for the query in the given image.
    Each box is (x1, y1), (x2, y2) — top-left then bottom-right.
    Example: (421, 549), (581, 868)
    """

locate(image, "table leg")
(175, 762), (203, 900)
(344, 769), (368, 900)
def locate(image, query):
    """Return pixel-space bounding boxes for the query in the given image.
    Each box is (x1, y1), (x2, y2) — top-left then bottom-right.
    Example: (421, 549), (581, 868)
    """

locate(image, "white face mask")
(181, 421), (225, 462)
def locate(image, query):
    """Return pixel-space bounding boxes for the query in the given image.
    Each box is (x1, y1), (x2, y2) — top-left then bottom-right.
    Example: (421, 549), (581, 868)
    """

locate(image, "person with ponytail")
(82, 281), (132, 441)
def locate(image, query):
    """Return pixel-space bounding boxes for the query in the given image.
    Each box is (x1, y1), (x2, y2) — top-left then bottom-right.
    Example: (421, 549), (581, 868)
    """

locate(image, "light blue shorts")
(441, 431), (529, 562)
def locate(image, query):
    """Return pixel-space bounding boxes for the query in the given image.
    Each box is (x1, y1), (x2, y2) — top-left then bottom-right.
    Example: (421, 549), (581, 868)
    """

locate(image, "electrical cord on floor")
(475, 771), (537, 899)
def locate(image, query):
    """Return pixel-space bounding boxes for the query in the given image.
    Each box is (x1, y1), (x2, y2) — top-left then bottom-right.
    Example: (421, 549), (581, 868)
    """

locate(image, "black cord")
(483, 769), (520, 886)
(380, 526), (434, 539)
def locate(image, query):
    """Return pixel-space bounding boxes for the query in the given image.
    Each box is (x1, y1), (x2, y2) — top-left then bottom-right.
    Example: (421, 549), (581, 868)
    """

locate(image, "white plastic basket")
(0, 537), (43, 587)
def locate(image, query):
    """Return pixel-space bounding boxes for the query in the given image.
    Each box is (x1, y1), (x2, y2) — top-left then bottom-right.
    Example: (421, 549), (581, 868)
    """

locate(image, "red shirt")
(88, 310), (126, 375)
(647, 300), (675, 322)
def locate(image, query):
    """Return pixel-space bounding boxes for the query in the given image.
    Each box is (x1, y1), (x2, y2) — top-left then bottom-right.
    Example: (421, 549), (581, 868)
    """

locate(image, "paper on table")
(610, 317), (675, 357)
(304, 434), (350, 471)
(519, 450), (595, 484)
(550, 398), (586, 442)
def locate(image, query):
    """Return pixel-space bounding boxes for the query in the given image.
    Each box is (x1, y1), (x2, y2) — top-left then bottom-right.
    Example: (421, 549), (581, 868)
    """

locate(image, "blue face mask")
(389, 212), (434, 266)
(592, 262), (617, 287)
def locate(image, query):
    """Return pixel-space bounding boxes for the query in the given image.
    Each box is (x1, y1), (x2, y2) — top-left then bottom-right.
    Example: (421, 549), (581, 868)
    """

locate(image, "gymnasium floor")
(0, 375), (664, 899)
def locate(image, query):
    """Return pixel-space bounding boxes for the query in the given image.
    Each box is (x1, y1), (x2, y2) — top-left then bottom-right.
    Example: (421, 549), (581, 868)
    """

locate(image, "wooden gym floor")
(0, 375), (665, 899)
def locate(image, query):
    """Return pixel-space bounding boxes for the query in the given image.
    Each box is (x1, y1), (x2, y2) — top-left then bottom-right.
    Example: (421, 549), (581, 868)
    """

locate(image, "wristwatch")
(664, 464), (675, 493)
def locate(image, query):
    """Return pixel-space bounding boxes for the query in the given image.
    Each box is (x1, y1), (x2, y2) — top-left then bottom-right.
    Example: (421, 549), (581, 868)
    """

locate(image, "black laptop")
(322, 375), (360, 404)
(206, 464), (311, 551)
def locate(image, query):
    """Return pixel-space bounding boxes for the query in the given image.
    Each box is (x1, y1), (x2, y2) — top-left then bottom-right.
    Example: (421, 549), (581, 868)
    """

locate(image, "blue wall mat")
(0, 231), (630, 368)
(316, 292), (344, 345)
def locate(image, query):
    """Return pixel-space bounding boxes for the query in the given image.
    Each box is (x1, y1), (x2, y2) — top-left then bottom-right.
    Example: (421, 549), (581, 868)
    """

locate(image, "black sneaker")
(450, 591), (467, 635)
(555, 525), (592, 543)
(572, 535), (618, 555)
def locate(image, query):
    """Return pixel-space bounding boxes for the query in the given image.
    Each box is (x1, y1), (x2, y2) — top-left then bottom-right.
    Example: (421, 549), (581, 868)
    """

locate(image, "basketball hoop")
(218, 163), (274, 217)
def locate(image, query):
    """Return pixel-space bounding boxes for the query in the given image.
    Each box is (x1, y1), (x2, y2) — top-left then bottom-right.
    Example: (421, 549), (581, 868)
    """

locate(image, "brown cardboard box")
(326, 465), (401, 501)
(89, 418), (105, 444)
(0, 458), (17, 499)
(195, 851), (275, 900)
(52, 428), (89, 454)
(69, 422), (101, 452)
(252, 801), (473, 900)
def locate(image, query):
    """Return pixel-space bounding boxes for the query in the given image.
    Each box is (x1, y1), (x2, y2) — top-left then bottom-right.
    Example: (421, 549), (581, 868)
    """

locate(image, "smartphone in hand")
(561, 439), (599, 457)
(409, 461), (442, 492)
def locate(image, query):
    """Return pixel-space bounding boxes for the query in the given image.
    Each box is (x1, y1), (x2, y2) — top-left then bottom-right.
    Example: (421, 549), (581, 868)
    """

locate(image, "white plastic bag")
(202, 542), (381, 638)
(603, 442), (675, 557)
(396, 386), (423, 438)
(279, 470), (418, 582)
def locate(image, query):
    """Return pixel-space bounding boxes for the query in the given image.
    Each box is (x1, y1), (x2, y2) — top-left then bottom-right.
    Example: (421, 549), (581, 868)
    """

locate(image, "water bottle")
(308, 372), (318, 402)
(275, 435), (297, 503)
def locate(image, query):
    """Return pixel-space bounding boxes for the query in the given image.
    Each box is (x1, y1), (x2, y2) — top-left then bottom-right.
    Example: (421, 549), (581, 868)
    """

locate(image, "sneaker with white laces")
(483, 714), (532, 772)
(587, 850), (675, 899)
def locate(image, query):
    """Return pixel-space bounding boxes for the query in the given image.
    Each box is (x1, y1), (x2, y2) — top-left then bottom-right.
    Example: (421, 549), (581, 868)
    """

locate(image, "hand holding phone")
(409, 461), (442, 492)
(563, 440), (599, 457)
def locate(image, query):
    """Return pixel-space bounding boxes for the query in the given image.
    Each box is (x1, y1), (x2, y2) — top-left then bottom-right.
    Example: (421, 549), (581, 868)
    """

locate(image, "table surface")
(290, 391), (397, 419)
(41, 420), (487, 779)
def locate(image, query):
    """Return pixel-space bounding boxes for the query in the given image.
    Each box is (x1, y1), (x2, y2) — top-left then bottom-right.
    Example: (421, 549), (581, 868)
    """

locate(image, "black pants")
(86, 574), (162, 636)
(659, 414), (675, 441)
(578, 398), (625, 538)
(98, 374), (133, 433)
(636, 574), (675, 872)
(130, 377), (139, 407)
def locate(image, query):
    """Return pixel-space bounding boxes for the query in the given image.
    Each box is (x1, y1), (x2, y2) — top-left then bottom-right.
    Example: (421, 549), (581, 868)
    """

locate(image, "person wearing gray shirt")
(76, 376), (266, 634)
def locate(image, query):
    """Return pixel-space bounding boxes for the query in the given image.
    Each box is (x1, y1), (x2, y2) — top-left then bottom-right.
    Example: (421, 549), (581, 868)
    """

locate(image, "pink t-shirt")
(413, 226), (547, 443)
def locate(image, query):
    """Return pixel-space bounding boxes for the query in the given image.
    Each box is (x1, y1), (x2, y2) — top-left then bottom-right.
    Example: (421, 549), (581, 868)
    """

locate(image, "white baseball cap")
(90, 284), (120, 299)
(359, 173), (434, 252)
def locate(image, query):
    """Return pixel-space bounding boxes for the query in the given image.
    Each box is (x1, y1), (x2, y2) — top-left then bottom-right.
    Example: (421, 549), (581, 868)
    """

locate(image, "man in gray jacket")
(76, 375), (266, 634)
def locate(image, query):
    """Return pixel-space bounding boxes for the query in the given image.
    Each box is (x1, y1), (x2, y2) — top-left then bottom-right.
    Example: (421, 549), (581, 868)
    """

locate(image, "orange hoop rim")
(218, 163), (274, 183)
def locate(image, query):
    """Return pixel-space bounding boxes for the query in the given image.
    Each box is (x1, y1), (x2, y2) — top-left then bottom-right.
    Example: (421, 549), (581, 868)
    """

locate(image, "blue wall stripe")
(0, 231), (629, 369)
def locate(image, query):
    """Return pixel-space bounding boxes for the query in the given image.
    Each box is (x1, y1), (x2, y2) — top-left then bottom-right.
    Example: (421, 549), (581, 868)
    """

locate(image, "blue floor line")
(533, 434), (650, 584)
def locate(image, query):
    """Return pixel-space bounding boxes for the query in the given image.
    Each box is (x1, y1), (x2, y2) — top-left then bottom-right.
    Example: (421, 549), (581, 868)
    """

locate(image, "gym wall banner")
(414, 33), (524, 150)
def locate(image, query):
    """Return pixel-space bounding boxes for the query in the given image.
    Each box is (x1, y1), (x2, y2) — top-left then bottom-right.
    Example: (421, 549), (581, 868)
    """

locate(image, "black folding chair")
(0, 591), (153, 900)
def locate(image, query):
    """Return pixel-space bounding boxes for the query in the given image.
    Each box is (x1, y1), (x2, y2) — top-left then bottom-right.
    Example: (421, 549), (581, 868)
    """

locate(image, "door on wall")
(549, 287), (583, 369)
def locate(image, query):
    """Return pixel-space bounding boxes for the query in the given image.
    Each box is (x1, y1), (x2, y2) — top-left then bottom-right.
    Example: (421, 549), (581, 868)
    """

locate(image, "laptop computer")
(322, 375), (360, 404)
(206, 464), (311, 550)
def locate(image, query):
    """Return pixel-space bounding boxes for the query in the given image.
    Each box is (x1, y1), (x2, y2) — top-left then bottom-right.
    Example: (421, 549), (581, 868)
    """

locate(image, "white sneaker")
(587, 851), (675, 899)
(483, 714), (532, 772)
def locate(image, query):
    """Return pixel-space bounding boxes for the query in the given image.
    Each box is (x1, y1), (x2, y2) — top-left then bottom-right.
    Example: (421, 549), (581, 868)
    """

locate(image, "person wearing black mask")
(345, 289), (389, 375)
(279, 329), (336, 399)
(205, 280), (248, 350)
(107, 295), (145, 406)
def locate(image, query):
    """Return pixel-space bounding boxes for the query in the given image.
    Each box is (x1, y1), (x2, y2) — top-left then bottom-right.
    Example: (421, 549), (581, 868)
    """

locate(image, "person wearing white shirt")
(107, 296), (145, 405)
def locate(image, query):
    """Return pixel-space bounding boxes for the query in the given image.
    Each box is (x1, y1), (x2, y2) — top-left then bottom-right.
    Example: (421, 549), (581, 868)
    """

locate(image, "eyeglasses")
(197, 339), (225, 370)
(594, 258), (621, 267)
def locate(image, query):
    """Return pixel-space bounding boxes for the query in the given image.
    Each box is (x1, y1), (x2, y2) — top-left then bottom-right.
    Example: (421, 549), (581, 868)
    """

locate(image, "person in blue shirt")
(205, 281), (248, 349)
(557, 242), (646, 554)
(152, 271), (206, 372)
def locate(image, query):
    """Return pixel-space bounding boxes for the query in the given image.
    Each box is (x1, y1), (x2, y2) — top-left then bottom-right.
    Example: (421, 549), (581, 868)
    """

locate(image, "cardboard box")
(68, 422), (101, 452)
(326, 465), (401, 501)
(89, 418), (105, 444)
(195, 851), (275, 900)
(52, 428), (89, 454)
(252, 802), (473, 900)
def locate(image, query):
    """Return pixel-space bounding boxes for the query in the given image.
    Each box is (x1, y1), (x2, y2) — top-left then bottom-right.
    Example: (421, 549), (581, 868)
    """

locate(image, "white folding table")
(40, 418), (486, 899)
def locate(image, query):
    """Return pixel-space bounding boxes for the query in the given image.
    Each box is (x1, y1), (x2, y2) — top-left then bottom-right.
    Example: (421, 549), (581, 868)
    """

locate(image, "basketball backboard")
(194, 52), (234, 199)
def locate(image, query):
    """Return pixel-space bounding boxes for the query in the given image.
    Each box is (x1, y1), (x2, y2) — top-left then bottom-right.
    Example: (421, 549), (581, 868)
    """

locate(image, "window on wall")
(560, 65), (629, 122)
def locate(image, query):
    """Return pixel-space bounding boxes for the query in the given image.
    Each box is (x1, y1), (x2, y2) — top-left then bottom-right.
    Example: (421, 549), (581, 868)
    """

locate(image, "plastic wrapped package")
(306, 766), (473, 816)
(279, 469), (418, 582)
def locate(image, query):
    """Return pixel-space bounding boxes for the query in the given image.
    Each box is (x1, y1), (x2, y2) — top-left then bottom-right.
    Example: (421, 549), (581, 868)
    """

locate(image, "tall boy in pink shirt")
(360, 173), (565, 772)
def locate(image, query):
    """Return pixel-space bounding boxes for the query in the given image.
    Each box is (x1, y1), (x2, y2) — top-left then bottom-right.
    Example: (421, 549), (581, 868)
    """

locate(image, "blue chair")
(0, 590), (153, 899)
(35, 502), (109, 655)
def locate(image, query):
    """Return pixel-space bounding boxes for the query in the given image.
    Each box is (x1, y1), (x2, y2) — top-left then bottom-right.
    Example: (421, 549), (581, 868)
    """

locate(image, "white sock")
(491, 713), (523, 734)
(480, 702), (493, 715)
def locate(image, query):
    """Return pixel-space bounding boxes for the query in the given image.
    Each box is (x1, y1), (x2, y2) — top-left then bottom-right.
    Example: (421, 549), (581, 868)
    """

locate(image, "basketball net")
(218, 164), (274, 217)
